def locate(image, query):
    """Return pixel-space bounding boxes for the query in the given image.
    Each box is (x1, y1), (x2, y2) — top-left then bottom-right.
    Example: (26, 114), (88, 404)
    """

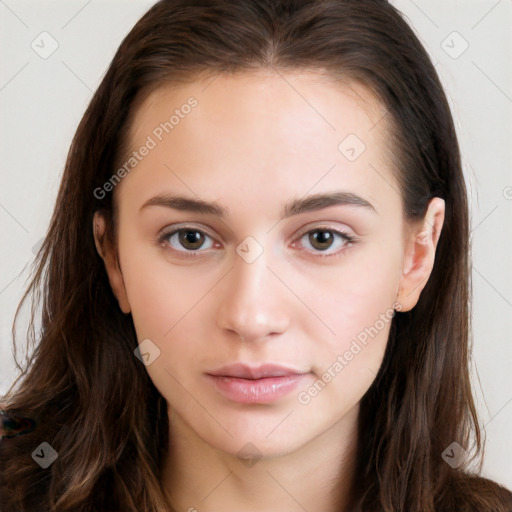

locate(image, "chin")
(194, 410), (321, 460)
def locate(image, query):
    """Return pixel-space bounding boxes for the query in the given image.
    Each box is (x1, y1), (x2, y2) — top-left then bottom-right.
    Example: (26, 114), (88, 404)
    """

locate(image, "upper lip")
(207, 363), (306, 380)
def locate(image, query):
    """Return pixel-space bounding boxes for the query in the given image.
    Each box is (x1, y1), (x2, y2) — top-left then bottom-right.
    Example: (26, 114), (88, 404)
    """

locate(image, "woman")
(1, 0), (511, 510)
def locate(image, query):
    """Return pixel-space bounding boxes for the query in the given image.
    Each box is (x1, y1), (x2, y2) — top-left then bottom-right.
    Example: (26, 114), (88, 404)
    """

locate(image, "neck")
(161, 405), (359, 512)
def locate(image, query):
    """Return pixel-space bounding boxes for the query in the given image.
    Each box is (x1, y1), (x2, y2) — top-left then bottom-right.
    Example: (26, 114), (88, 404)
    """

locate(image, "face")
(94, 70), (444, 459)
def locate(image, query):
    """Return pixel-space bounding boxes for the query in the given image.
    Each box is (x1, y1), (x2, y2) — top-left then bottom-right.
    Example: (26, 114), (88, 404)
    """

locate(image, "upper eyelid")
(159, 222), (354, 237)
(295, 223), (354, 237)
(159, 223), (217, 238)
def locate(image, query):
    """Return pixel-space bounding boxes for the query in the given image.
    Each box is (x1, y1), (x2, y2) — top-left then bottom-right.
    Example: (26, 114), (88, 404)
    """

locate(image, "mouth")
(205, 363), (312, 404)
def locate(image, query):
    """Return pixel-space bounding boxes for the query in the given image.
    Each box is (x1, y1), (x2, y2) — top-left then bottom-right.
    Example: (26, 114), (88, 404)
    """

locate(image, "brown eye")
(308, 230), (334, 251)
(178, 229), (206, 250)
(296, 227), (354, 258)
(158, 226), (217, 254)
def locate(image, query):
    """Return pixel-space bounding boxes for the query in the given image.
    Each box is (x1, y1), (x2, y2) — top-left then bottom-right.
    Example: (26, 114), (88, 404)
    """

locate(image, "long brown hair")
(1, 1), (511, 511)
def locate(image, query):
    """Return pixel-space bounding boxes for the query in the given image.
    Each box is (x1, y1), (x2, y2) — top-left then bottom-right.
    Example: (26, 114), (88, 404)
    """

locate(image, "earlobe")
(397, 198), (445, 312)
(93, 211), (131, 314)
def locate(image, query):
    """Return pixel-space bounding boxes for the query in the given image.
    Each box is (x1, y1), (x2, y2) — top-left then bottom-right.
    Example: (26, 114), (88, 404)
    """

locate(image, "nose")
(216, 245), (289, 343)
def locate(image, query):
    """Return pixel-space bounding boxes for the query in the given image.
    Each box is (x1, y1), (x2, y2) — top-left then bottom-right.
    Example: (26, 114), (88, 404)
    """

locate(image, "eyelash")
(157, 224), (356, 260)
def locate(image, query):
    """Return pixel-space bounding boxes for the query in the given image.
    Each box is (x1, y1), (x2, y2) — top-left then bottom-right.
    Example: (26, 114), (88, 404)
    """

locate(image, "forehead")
(116, 70), (399, 218)
(128, 70), (387, 149)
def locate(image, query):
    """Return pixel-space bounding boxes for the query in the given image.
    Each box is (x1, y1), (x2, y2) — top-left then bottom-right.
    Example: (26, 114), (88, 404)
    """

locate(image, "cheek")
(118, 242), (207, 341)
(293, 240), (401, 396)
(120, 225), (403, 350)
(292, 238), (401, 341)
(120, 253), (210, 401)
(295, 288), (397, 417)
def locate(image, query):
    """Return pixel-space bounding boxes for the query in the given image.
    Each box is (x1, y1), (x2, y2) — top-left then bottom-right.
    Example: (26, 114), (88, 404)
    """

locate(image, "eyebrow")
(139, 191), (377, 218)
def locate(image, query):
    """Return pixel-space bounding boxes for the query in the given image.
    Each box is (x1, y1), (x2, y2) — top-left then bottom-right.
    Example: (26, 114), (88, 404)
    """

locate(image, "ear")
(397, 197), (445, 312)
(93, 211), (131, 314)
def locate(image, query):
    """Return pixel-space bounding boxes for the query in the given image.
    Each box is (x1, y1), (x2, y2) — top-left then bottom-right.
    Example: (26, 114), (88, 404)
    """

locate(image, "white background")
(1, 0), (511, 489)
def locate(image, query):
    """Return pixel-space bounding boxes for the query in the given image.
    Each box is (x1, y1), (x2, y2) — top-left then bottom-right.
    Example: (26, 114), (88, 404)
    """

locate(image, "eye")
(158, 226), (218, 255)
(293, 227), (355, 258)
(157, 224), (355, 259)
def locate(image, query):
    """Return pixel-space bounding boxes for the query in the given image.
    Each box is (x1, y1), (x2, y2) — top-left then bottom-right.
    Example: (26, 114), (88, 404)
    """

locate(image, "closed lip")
(206, 363), (307, 380)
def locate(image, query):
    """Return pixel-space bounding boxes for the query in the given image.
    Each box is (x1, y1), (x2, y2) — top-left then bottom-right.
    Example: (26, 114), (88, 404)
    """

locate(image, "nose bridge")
(216, 241), (288, 341)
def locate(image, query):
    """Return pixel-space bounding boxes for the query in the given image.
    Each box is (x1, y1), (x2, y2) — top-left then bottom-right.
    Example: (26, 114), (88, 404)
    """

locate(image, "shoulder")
(437, 472), (512, 512)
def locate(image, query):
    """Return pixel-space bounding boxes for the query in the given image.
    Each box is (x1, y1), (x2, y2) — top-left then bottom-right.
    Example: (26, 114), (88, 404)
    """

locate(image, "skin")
(93, 70), (444, 512)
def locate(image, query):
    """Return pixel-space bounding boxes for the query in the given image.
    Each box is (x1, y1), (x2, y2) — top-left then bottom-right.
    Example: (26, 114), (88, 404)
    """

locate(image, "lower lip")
(206, 374), (309, 404)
